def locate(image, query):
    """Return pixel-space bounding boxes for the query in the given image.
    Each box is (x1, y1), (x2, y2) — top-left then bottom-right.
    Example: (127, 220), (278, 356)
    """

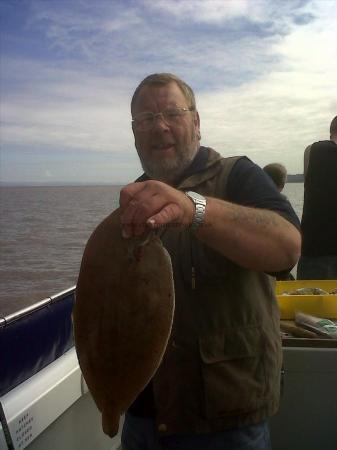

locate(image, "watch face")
(185, 191), (206, 231)
(186, 191), (205, 202)
(192, 192), (204, 201)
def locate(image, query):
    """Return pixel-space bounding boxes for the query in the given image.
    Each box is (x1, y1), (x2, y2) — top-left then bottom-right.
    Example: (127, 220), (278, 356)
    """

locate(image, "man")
(119, 73), (301, 450)
(262, 163), (295, 281)
(297, 115), (337, 279)
(263, 163), (287, 192)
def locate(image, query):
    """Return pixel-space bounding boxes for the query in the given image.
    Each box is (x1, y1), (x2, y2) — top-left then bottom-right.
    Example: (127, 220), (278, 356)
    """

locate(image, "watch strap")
(185, 191), (207, 231)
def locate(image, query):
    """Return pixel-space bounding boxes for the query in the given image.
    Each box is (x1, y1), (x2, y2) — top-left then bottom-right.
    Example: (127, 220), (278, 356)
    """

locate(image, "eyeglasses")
(132, 107), (195, 131)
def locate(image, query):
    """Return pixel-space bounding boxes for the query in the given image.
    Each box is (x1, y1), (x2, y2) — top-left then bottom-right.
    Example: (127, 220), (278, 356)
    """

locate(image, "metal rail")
(0, 286), (76, 327)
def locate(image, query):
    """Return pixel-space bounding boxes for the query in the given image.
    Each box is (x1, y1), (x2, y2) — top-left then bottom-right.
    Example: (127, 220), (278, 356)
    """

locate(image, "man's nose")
(152, 113), (170, 130)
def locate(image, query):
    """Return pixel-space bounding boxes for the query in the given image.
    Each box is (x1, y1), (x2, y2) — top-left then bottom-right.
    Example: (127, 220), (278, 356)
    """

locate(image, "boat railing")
(0, 285), (76, 327)
(0, 286), (76, 398)
(0, 286), (122, 449)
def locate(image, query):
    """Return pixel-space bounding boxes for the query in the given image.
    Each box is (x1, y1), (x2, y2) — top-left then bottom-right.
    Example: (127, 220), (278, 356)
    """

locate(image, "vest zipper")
(191, 266), (196, 290)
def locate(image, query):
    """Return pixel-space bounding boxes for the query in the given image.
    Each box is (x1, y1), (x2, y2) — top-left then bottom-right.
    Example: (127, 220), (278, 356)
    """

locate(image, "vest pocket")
(199, 326), (266, 418)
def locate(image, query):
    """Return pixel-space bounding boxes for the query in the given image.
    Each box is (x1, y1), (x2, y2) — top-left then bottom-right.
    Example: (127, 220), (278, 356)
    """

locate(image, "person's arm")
(304, 145), (312, 182)
(119, 180), (301, 273)
(195, 197), (300, 272)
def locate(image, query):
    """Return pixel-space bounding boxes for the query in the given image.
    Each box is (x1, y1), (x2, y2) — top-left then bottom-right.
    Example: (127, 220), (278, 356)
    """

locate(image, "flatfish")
(73, 208), (175, 437)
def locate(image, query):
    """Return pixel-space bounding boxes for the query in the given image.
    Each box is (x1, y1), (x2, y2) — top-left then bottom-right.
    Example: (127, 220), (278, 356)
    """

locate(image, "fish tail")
(102, 409), (120, 438)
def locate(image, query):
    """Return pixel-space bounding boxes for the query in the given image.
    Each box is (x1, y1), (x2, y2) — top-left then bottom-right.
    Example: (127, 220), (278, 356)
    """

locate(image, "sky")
(1, 0), (337, 185)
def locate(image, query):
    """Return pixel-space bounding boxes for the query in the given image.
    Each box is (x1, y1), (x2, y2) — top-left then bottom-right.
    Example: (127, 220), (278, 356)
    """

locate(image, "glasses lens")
(134, 112), (154, 131)
(133, 108), (191, 131)
(162, 108), (185, 125)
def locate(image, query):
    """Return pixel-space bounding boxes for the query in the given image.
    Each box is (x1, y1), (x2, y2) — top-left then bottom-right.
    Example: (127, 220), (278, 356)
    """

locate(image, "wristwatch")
(185, 191), (207, 231)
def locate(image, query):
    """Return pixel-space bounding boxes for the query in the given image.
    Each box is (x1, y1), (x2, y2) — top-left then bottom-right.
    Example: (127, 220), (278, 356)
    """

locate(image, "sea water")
(0, 183), (303, 315)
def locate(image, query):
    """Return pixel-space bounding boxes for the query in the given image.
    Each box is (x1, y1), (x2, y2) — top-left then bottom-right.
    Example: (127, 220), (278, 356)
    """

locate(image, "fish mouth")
(127, 232), (154, 262)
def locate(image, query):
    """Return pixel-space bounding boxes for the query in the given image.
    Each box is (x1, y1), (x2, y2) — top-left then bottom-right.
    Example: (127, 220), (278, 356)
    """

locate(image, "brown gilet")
(152, 148), (282, 434)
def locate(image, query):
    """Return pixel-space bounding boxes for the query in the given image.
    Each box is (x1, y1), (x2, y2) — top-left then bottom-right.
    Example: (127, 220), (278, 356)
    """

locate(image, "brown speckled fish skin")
(73, 208), (175, 437)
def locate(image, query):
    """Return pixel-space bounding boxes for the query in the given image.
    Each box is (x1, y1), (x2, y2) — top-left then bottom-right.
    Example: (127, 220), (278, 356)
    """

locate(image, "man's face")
(132, 82), (200, 184)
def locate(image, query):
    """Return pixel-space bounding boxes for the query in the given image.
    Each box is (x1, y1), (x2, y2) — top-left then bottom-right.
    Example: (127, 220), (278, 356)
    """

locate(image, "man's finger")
(147, 203), (181, 229)
(119, 182), (147, 210)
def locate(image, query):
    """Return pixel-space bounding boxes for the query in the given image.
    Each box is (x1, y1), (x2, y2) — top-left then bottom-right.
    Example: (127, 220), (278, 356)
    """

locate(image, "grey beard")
(139, 147), (198, 184)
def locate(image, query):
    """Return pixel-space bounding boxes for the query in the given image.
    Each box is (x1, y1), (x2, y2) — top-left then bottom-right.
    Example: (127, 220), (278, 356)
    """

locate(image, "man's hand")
(119, 180), (195, 238)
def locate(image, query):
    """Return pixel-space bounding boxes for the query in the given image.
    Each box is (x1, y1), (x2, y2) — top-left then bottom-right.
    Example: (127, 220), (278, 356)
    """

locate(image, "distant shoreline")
(287, 174), (304, 183)
(0, 182), (126, 187)
(0, 175), (304, 187)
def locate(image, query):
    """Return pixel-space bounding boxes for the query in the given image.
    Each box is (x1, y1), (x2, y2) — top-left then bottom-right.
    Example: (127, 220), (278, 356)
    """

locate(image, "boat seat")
(0, 287), (75, 397)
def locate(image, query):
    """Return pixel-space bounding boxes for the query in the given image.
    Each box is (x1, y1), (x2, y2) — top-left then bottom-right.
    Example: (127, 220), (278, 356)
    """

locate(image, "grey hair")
(131, 73), (196, 114)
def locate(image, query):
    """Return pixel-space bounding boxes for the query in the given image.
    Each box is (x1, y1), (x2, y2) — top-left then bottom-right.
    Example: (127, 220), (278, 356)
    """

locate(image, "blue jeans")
(121, 413), (272, 450)
(297, 255), (337, 279)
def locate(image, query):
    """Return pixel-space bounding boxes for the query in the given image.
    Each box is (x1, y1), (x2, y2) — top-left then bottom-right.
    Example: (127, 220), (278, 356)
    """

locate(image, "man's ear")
(195, 110), (201, 140)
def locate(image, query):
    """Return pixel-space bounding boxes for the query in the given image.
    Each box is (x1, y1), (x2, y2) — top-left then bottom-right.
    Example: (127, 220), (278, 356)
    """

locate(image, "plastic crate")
(276, 280), (337, 319)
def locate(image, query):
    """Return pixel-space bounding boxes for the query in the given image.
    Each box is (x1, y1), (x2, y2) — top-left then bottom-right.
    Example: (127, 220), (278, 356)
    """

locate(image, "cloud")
(144, 0), (269, 24)
(1, 0), (336, 183)
(198, 1), (337, 172)
(144, 0), (318, 32)
(29, 1), (143, 39)
(1, 58), (136, 154)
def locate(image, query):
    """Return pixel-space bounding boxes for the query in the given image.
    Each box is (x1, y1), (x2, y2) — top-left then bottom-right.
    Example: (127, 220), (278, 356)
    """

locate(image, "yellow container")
(276, 280), (337, 319)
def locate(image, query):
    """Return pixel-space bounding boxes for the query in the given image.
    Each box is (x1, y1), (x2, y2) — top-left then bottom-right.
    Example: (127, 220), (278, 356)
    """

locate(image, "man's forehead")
(133, 82), (187, 109)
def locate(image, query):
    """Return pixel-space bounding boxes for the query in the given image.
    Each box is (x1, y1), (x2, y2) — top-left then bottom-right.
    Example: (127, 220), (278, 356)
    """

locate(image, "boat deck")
(1, 285), (337, 449)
